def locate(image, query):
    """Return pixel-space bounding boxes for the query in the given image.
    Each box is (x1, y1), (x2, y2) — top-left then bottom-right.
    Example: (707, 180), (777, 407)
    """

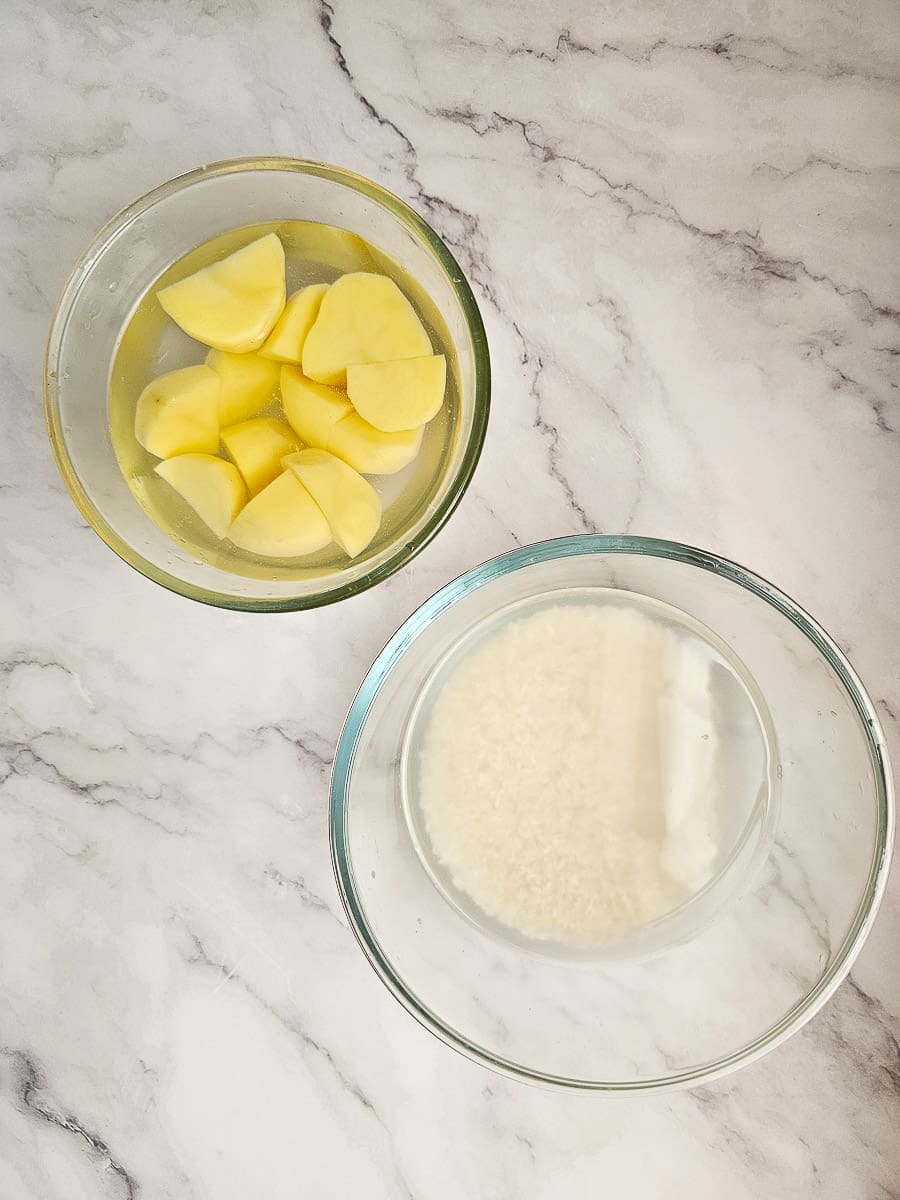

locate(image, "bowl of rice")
(329, 535), (893, 1090)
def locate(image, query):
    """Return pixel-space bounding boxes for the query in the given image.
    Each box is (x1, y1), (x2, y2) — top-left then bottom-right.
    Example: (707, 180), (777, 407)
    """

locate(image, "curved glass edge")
(329, 534), (895, 1091)
(43, 156), (491, 612)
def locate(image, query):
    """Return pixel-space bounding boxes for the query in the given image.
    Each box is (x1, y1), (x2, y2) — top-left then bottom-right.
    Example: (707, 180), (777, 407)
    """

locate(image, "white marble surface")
(2, 0), (899, 1195)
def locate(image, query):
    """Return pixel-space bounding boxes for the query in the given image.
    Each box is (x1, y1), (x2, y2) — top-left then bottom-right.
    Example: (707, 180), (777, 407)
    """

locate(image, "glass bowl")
(330, 536), (894, 1091)
(44, 158), (490, 610)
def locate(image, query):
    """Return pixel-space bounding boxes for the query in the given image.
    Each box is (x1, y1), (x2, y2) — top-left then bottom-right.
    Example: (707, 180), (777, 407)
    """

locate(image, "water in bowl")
(401, 587), (779, 960)
(108, 220), (460, 578)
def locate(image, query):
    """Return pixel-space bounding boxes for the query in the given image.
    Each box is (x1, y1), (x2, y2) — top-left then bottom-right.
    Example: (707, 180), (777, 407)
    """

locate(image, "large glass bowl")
(44, 158), (490, 610)
(330, 536), (894, 1091)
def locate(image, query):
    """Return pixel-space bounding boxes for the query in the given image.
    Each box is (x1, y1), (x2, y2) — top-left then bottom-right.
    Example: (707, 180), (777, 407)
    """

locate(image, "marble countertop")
(2, 1), (899, 1196)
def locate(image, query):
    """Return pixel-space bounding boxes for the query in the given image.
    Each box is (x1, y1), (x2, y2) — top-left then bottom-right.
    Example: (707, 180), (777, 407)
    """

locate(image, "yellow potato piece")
(228, 470), (331, 558)
(280, 365), (352, 447)
(134, 365), (219, 458)
(154, 453), (247, 539)
(346, 354), (446, 432)
(259, 284), (329, 363)
(221, 417), (300, 496)
(283, 449), (382, 558)
(206, 349), (280, 425)
(302, 272), (432, 386)
(281, 222), (376, 275)
(157, 233), (286, 353)
(327, 412), (423, 475)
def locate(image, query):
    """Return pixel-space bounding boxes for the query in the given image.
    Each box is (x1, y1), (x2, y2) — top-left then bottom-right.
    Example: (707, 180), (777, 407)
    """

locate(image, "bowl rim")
(330, 533), (895, 1092)
(43, 155), (491, 611)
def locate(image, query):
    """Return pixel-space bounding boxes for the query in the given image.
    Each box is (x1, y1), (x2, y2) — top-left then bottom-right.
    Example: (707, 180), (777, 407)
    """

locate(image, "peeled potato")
(347, 354), (446, 432)
(259, 284), (329, 363)
(157, 233), (286, 353)
(302, 273), (432, 386)
(221, 417), (300, 496)
(280, 365), (352, 447)
(155, 453), (247, 538)
(281, 223), (376, 275)
(228, 470), (331, 558)
(134, 365), (219, 458)
(206, 349), (280, 425)
(327, 412), (423, 475)
(281, 365), (422, 473)
(284, 449), (381, 558)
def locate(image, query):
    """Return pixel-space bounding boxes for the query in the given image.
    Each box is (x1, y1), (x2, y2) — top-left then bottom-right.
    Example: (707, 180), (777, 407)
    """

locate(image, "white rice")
(417, 602), (720, 944)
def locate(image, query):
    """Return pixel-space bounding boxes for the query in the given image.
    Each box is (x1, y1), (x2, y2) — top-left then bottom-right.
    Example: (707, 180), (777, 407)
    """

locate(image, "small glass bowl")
(330, 536), (894, 1091)
(44, 158), (490, 611)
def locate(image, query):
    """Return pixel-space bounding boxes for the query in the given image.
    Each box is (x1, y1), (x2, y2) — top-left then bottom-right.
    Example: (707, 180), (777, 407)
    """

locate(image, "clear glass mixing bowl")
(330, 536), (894, 1090)
(44, 158), (490, 610)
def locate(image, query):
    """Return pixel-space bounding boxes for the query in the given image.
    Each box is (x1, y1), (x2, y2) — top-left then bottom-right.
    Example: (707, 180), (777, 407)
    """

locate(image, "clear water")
(108, 220), (460, 579)
(401, 587), (779, 959)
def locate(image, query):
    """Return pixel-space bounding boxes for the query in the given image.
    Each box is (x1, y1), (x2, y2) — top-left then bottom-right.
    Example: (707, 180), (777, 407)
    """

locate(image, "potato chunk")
(221, 417), (301, 496)
(157, 233), (286, 353)
(327, 412), (423, 475)
(205, 349), (280, 425)
(134, 365), (219, 458)
(155, 454), (247, 538)
(302, 273), (432, 386)
(282, 223), (376, 274)
(283, 449), (381, 558)
(347, 354), (446, 432)
(259, 284), (329, 363)
(280, 365), (352, 447)
(228, 470), (331, 558)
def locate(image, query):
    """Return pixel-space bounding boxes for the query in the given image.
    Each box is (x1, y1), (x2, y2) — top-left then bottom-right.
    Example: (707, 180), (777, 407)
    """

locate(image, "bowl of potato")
(44, 157), (490, 610)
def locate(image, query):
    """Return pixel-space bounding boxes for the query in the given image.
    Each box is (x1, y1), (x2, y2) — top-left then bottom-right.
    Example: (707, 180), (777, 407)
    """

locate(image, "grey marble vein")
(2, 1049), (138, 1199)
